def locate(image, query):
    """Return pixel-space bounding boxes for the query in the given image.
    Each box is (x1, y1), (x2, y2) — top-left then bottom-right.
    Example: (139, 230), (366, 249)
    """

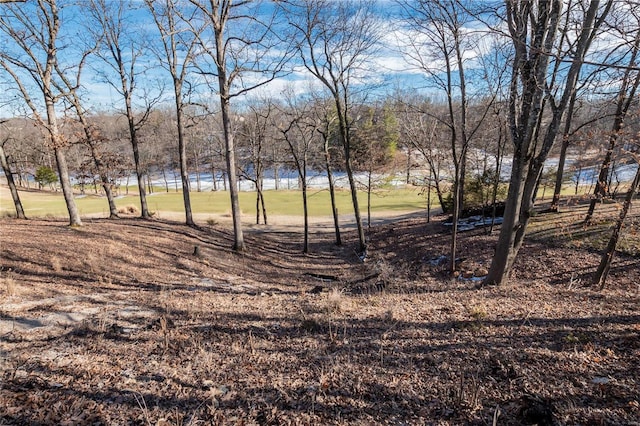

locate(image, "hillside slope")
(1, 208), (639, 425)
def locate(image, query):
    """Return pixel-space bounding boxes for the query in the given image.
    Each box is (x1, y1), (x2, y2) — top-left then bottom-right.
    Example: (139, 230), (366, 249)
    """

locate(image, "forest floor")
(0, 198), (639, 425)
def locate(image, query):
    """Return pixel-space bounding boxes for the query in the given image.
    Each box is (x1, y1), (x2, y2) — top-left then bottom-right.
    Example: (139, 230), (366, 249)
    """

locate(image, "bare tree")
(396, 95), (449, 218)
(275, 91), (322, 253)
(286, 0), (383, 256)
(86, 0), (161, 219)
(483, 0), (613, 286)
(237, 99), (274, 225)
(0, 0), (82, 226)
(593, 149), (640, 289)
(351, 102), (399, 230)
(57, 62), (122, 218)
(315, 98), (342, 246)
(0, 121), (26, 219)
(146, 0), (206, 226)
(398, 0), (496, 273)
(191, 0), (293, 251)
(584, 8), (640, 223)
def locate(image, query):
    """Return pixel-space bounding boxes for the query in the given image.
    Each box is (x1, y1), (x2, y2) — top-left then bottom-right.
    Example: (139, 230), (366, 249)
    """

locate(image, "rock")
(458, 260), (471, 270)
(474, 268), (489, 277)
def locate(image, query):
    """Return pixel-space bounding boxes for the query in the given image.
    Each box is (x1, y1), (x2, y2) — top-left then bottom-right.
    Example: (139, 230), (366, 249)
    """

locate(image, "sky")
(0, 0), (459, 118)
(1, 0), (633, 119)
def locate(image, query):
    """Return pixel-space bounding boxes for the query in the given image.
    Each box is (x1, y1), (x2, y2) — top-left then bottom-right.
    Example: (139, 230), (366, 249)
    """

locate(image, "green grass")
(0, 182), (601, 220)
(0, 186), (429, 219)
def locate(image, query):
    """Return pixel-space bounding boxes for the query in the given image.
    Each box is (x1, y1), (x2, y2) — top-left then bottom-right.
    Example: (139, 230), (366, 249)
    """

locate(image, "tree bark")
(54, 147), (82, 226)
(592, 163), (640, 289)
(323, 131), (341, 246)
(0, 142), (27, 219)
(367, 170), (372, 231)
(46, 95), (82, 226)
(338, 103), (366, 254)
(175, 86), (194, 226)
(129, 122), (151, 219)
(484, 0), (609, 286)
(302, 177), (309, 253)
(584, 32), (640, 223)
(220, 97), (244, 251)
(550, 92), (578, 213)
(483, 151), (529, 285)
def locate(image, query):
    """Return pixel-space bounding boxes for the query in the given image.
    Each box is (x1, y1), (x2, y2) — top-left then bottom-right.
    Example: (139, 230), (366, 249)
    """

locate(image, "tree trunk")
(367, 169), (372, 231)
(324, 138), (341, 246)
(86, 144), (119, 219)
(195, 153), (202, 192)
(259, 187), (267, 225)
(592, 164), (640, 289)
(483, 153), (529, 285)
(426, 168), (432, 223)
(550, 92), (578, 212)
(220, 97), (244, 251)
(302, 177), (309, 253)
(406, 147), (411, 184)
(176, 100), (194, 226)
(255, 183), (267, 225)
(341, 119), (366, 254)
(449, 167), (462, 274)
(102, 181), (118, 219)
(585, 129), (621, 222)
(488, 122), (505, 234)
(484, 0), (609, 286)
(130, 132), (151, 219)
(162, 168), (169, 192)
(0, 143), (27, 219)
(427, 159), (447, 213)
(585, 31), (640, 223)
(54, 147), (82, 226)
(211, 165), (218, 191)
(255, 188), (260, 224)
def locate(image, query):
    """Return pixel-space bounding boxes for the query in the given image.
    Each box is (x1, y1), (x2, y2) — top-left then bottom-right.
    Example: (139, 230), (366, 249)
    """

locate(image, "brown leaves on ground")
(0, 206), (638, 425)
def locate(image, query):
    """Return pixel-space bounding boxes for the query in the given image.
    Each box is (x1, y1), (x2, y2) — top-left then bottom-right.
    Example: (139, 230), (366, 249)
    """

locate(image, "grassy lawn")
(0, 182), (605, 220)
(0, 186), (429, 218)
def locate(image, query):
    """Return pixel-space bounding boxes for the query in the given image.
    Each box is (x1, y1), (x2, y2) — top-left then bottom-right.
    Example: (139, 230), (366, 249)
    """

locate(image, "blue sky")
(0, 0), (465, 117)
(3, 0), (627, 119)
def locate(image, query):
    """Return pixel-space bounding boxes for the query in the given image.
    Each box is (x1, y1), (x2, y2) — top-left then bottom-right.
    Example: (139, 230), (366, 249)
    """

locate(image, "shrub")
(35, 166), (58, 189)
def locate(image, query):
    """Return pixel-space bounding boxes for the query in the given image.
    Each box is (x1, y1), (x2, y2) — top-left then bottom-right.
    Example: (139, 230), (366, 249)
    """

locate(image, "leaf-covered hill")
(1, 203), (638, 425)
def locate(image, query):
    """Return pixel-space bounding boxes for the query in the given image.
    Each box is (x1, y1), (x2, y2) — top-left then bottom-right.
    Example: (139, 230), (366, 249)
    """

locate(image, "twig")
(492, 404), (501, 426)
(133, 392), (151, 425)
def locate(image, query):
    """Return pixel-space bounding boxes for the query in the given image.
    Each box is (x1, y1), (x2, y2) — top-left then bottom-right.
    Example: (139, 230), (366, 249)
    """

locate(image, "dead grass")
(1, 275), (17, 297)
(117, 204), (140, 215)
(0, 204), (638, 425)
(49, 255), (63, 273)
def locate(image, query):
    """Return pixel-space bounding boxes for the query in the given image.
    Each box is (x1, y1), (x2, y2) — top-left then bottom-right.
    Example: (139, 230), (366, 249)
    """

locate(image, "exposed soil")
(1, 202), (639, 425)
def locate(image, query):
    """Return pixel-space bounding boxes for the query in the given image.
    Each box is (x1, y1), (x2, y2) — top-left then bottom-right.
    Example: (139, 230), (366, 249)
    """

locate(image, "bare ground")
(0, 202), (639, 425)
